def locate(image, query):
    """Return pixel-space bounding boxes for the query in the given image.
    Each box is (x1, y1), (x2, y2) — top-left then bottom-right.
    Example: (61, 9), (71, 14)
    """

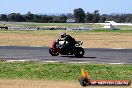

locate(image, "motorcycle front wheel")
(49, 48), (59, 56)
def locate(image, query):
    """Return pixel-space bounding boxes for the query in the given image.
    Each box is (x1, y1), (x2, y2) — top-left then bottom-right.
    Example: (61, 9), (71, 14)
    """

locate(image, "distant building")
(103, 21), (119, 30)
(103, 24), (114, 29)
(66, 19), (75, 23)
(105, 21), (116, 24)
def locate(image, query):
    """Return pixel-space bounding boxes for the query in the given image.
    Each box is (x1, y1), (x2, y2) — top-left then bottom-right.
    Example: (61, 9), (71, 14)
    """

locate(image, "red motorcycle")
(49, 39), (85, 57)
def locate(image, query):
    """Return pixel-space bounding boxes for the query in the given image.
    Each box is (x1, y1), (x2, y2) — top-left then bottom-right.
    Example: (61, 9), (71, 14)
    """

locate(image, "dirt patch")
(0, 31), (132, 48)
(0, 79), (131, 88)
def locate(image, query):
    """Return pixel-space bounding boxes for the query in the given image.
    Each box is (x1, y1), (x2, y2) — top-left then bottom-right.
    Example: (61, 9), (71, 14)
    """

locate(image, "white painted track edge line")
(5, 60), (130, 64)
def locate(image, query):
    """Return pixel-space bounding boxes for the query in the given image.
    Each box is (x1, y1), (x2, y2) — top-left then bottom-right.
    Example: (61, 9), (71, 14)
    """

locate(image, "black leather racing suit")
(61, 35), (76, 52)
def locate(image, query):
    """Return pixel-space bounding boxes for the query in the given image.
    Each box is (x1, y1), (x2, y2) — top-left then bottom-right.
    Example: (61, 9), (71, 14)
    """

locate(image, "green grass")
(0, 61), (132, 81)
(0, 22), (103, 28)
(0, 29), (132, 34)
(1, 22), (132, 31)
(21, 23), (103, 28)
(116, 25), (132, 29)
(90, 29), (132, 33)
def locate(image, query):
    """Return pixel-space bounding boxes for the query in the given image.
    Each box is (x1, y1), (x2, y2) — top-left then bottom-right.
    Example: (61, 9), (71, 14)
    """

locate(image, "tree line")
(0, 8), (132, 23)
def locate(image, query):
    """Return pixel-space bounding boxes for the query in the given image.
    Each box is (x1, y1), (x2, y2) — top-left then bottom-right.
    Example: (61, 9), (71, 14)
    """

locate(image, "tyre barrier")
(37, 28), (66, 30)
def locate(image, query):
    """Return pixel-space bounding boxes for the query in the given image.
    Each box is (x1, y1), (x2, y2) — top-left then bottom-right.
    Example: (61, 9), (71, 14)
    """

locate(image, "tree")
(41, 15), (51, 23)
(0, 14), (7, 21)
(52, 15), (60, 23)
(85, 12), (93, 23)
(8, 13), (16, 21)
(33, 15), (42, 22)
(66, 13), (74, 19)
(99, 15), (106, 23)
(26, 11), (34, 22)
(92, 10), (100, 23)
(15, 13), (23, 22)
(74, 8), (85, 23)
(59, 14), (67, 23)
(7, 13), (24, 22)
(47, 16), (53, 23)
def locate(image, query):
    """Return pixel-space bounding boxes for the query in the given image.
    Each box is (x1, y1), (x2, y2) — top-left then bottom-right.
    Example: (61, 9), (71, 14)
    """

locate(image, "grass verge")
(0, 22), (103, 28)
(0, 61), (132, 81)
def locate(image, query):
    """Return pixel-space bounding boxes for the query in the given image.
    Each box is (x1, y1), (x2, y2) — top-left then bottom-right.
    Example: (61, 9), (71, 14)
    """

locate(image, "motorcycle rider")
(60, 32), (77, 52)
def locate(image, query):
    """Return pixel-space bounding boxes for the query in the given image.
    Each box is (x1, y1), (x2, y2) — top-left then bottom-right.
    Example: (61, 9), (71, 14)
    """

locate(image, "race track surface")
(0, 46), (132, 64)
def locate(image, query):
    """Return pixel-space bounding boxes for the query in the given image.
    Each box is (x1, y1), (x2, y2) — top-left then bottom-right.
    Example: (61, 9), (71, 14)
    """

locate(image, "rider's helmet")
(61, 32), (66, 38)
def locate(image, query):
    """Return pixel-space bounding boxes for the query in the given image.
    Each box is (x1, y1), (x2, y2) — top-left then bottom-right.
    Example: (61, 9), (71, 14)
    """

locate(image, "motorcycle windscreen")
(59, 41), (68, 45)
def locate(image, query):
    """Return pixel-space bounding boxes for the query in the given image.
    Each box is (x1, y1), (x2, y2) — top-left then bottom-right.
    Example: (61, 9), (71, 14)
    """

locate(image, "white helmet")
(61, 32), (66, 38)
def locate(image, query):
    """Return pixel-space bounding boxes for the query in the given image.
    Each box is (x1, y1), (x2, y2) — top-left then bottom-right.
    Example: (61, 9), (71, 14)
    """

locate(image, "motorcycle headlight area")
(59, 41), (65, 45)
(75, 44), (80, 47)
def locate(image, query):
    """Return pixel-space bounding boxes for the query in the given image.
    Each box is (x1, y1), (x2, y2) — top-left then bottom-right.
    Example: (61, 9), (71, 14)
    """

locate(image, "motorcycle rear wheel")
(74, 47), (84, 58)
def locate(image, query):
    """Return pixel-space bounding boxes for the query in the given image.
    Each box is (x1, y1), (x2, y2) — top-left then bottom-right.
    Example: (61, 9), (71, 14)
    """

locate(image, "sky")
(0, 0), (132, 14)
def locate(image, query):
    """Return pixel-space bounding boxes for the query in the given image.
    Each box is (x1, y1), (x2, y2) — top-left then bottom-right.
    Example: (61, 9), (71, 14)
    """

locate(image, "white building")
(105, 21), (116, 24)
(66, 19), (75, 23)
(103, 24), (114, 29)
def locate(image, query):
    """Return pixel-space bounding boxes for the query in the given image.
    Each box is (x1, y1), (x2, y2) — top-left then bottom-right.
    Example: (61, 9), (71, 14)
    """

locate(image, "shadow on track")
(61, 55), (96, 58)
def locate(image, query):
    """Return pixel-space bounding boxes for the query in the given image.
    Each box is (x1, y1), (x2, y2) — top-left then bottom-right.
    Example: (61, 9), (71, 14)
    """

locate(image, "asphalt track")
(0, 46), (132, 64)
